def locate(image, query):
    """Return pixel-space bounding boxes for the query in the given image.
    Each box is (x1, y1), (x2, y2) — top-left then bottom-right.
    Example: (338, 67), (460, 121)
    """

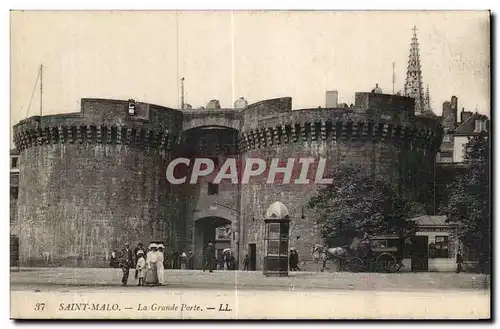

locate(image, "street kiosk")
(263, 201), (291, 277)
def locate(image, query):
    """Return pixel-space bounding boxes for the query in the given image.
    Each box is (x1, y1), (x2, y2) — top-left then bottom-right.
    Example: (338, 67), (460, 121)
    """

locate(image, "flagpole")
(39, 64), (43, 117)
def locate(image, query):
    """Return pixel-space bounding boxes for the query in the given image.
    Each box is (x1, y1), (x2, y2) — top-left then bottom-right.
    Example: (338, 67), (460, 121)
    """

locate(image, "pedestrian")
(219, 255), (225, 270)
(312, 245), (321, 264)
(289, 248), (300, 271)
(228, 252), (236, 270)
(187, 251), (194, 270)
(135, 250), (146, 286)
(180, 251), (187, 270)
(224, 251), (230, 270)
(320, 247), (328, 272)
(157, 244), (165, 285)
(134, 242), (145, 279)
(203, 242), (215, 272)
(171, 249), (179, 269)
(120, 243), (133, 286)
(243, 254), (249, 271)
(144, 243), (159, 285)
(456, 250), (463, 273)
(109, 250), (119, 268)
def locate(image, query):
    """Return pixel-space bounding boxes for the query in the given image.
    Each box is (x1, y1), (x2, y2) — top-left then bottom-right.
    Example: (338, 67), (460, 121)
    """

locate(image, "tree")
(308, 165), (424, 247)
(440, 136), (490, 272)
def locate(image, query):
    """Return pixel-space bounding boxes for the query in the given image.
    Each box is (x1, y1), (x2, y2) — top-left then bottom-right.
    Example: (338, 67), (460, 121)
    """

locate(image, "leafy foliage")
(308, 165), (424, 247)
(440, 136), (490, 272)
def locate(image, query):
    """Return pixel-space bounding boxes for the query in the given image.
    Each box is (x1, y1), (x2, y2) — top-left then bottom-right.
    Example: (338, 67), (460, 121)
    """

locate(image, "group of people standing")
(118, 242), (166, 286)
(202, 242), (239, 272)
(114, 241), (314, 278)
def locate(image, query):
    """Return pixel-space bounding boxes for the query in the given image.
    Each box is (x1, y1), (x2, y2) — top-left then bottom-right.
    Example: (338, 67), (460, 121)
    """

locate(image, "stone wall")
(13, 99), (184, 267)
(11, 95), (443, 269)
(238, 104), (442, 270)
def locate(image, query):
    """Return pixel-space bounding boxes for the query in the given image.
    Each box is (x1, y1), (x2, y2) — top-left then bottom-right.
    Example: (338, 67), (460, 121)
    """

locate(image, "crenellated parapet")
(13, 124), (178, 152)
(238, 118), (442, 153)
(13, 98), (184, 152)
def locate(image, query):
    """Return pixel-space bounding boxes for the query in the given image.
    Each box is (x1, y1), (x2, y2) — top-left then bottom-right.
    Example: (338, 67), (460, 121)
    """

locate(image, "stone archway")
(193, 216), (232, 269)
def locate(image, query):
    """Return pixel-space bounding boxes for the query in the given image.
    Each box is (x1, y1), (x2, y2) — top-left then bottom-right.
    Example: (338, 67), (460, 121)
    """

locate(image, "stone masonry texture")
(12, 94), (443, 268)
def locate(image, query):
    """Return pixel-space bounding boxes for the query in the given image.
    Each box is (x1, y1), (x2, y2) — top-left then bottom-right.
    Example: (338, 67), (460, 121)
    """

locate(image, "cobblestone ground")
(10, 267), (490, 292)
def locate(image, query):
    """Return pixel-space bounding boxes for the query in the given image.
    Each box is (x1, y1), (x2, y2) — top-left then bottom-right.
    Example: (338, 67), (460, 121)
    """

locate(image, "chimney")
(451, 96), (458, 124)
(325, 90), (338, 108)
(461, 108), (473, 123)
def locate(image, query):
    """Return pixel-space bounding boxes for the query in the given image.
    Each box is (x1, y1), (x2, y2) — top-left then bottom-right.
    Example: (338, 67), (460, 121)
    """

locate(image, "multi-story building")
(436, 93), (489, 164)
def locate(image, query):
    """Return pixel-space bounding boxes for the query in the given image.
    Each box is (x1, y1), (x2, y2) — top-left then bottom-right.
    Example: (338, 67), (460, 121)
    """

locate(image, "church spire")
(404, 26), (426, 115)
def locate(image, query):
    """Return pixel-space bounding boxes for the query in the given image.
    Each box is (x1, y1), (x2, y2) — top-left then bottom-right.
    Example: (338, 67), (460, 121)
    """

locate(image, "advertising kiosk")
(263, 201), (291, 277)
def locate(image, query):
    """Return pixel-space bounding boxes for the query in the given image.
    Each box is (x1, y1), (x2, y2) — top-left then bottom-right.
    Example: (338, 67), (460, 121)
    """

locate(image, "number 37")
(34, 303), (45, 311)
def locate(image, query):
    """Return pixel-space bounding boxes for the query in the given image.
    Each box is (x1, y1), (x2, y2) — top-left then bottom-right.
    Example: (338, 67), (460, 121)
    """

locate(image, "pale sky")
(10, 11), (490, 137)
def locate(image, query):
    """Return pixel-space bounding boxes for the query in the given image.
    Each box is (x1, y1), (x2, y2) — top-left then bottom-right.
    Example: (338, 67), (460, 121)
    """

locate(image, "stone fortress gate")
(13, 92), (442, 269)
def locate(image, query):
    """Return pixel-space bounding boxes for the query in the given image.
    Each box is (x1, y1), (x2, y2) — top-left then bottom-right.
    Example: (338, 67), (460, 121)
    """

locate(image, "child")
(136, 250), (146, 286)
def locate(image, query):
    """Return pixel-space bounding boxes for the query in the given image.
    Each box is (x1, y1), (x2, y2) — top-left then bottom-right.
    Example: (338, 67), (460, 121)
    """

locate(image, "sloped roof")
(453, 112), (489, 136)
(410, 215), (450, 226)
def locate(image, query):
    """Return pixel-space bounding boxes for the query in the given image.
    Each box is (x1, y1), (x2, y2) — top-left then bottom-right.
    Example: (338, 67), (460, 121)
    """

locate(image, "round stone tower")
(238, 94), (443, 270)
(13, 98), (184, 267)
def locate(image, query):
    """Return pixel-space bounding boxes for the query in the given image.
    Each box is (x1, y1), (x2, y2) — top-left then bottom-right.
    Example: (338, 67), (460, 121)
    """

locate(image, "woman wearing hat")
(144, 243), (159, 285)
(157, 244), (165, 285)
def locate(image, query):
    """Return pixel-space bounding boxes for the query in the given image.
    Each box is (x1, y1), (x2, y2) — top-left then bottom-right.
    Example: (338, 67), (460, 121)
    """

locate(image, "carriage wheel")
(322, 258), (342, 272)
(391, 262), (403, 273)
(347, 257), (364, 272)
(375, 253), (397, 273)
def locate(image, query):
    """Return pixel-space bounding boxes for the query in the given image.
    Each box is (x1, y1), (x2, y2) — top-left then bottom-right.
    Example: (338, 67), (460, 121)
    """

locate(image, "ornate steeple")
(404, 26), (426, 115)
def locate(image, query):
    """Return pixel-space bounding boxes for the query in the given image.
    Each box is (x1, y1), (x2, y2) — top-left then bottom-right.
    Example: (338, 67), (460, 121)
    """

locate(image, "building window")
(429, 236), (449, 258)
(11, 157), (18, 169)
(474, 120), (486, 133)
(208, 182), (219, 195)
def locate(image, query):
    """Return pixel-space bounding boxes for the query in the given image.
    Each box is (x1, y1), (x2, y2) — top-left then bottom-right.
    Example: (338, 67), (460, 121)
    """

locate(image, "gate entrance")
(194, 216), (232, 269)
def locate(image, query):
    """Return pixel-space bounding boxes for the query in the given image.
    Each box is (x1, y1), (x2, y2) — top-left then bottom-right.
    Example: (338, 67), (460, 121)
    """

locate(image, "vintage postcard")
(9, 10), (491, 320)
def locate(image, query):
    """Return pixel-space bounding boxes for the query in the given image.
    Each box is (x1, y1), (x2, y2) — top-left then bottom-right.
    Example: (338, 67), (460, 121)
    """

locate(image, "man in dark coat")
(243, 254), (249, 271)
(120, 243), (134, 286)
(228, 253), (236, 270)
(203, 242), (215, 272)
(171, 249), (180, 269)
(187, 251), (195, 270)
(289, 249), (300, 271)
(456, 250), (463, 273)
(133, 242), (146, 279)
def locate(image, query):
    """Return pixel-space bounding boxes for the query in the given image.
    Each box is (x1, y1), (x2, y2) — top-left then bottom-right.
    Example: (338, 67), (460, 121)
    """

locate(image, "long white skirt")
(144, 263), (159, 285)
(158, 261), (165, 284)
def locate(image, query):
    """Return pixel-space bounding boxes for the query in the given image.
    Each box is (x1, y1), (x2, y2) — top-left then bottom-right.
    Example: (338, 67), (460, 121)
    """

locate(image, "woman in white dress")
(144, 243), (159, 285)
(157, 244), (165, 285)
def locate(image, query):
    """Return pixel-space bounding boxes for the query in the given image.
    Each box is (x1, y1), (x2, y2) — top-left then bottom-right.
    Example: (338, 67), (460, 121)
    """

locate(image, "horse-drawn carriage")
(325, 235), (405, 273)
